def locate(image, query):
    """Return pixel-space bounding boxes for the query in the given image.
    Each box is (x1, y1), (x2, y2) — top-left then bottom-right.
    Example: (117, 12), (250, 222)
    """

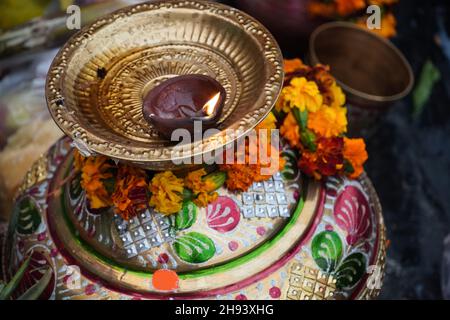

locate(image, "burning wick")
(202, 92), (221, 117)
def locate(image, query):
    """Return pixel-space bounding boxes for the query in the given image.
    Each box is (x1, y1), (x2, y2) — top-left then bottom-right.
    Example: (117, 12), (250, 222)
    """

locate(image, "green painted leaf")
(0, 256), (31, 300)
(175, 201), (198, 230)
(311, 231), (343, 273)
(281, 150), (299, 181)
(335, 252), (367, 289)
(17, 268), (53, 300)
(174, 232), (216, 263)
(16, 197), (41, 235)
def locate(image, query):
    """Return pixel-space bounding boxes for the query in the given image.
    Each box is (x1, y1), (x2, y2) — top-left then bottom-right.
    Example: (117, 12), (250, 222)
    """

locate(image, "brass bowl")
(309, 22), (414, 135)
(46, 0), (283, 170)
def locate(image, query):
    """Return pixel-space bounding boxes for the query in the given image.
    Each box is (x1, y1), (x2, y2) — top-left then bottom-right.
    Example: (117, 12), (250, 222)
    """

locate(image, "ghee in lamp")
(142, 75), (226, 140)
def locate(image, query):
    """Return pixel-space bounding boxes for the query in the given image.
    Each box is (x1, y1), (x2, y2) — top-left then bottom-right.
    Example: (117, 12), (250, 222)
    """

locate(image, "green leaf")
(175, 201), (198, 230)
(300, 129), (317, 152)
(311, 231), (343, 273)
(182, 188), (194, 202)
(292, 108), (308, 130)
(343, 159), (355, 175)
(204, 171), (226, 191)
(413, 60), (441, 118)
(281, 150), (299, 181)
(17, 268), (52, 300)
(0, 256), (31, 300)
(16, 197), (42, 235)
(174, 232), (216, 263)
(335, 252), (367, 289)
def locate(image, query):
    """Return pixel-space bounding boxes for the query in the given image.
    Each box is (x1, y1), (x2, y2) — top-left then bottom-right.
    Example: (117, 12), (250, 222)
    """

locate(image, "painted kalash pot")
(1, 1), (386, 300)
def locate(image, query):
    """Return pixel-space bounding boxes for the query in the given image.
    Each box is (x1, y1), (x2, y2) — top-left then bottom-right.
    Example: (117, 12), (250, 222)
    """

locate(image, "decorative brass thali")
(46, 0), (284, 170)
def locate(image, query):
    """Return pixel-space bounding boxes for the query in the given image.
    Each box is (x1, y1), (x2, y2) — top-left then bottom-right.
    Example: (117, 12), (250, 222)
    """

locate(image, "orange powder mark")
(152, 269), (179, 291)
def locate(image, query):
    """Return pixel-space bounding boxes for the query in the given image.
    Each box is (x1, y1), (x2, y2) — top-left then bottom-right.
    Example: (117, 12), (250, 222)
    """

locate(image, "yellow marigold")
(308, 105), (347, 138)
(77, 153), (112, 209)
(335, 0), (366, 16)
(357, 12), (397, 38)
(330, 83), (346, 108)
(111, 166), (148, 220)
(280, 112), (301, 148)
(275, 77), (323, 113)
(256, 112), (277, 131)
(193, 191), (218, 207)
(343, 137), (368, 179)
(149, 171), (184, 215)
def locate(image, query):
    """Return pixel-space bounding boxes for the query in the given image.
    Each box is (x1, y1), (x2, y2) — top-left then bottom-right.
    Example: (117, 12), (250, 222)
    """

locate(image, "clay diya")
(142, 75), (226, 140)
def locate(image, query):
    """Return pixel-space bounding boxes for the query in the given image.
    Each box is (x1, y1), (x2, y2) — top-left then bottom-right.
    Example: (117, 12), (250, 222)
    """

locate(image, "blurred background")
(0, 0), (449, 299)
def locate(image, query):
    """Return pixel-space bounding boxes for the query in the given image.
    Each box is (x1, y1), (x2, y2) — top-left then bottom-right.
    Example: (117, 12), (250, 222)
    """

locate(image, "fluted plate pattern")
(46, 0), (283, 169)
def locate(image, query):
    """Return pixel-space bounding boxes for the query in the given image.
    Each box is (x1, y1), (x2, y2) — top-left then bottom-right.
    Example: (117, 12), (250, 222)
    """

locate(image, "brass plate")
(46, 0), (283, 170)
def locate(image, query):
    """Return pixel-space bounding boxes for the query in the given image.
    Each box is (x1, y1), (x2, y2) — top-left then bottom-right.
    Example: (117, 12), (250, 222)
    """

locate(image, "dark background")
(227, 0), (450, 299)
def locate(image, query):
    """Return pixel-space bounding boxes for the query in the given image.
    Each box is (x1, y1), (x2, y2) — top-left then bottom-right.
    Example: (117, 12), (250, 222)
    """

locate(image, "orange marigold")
(343, 137), (368, 178)
(111, 166), (148, 220)
(280, 112), (301, 148)
(356, 12), (397, 38)
(335, 0), (366, 16)
(75, 151), (113, 209)
(185, 168), (219, 207)
(307, 105), (347, 138)
(194, 191), (219, 207)
(220, 144), (285, 192)
(284, 58), (305, 74)
(149, 171), (184, 215)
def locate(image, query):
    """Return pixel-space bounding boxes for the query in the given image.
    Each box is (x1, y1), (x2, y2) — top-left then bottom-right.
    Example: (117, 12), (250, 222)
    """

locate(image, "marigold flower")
(299, 137), (344, 179)
(193, 191), (218, 207)
(343, 137), (368, 178)
(74, 150), (113, 209)
(357, 12), (397, 38)
(284, 58), (306, 74)
(280, 112), (301, 148)
(256, 112), (277, 131)
(184, 168), (219, 207)
(335, 0), (366, 16)
(276, 77), (323, 113)
(111, 166), (148, 220)
(220, 142), (285, 192)
(330, 83), (346, 108)
(308, 2), (336, 18)
(307, 105), (347, 138)
(149, 171), (184, 215)
(368, 0), (398, 6)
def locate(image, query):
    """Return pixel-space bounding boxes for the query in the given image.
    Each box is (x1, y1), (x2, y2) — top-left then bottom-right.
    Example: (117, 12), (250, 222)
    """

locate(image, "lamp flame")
(202, 92), (221, 116)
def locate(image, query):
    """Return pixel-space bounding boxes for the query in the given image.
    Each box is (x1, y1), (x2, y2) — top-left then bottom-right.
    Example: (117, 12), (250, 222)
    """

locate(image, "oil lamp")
(142, 75), (226, 140)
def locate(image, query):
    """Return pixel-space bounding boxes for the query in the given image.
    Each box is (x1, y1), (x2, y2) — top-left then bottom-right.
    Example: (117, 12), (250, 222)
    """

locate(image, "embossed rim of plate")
(45, 0), (284, 166)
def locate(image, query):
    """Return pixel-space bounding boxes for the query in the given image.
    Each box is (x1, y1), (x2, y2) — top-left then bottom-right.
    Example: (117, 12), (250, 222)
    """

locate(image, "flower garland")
(308, 0), (398, 38)
(275, 58), (368, 180)
(73, 152), (225, 219)
(72, 58), (368, 218)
